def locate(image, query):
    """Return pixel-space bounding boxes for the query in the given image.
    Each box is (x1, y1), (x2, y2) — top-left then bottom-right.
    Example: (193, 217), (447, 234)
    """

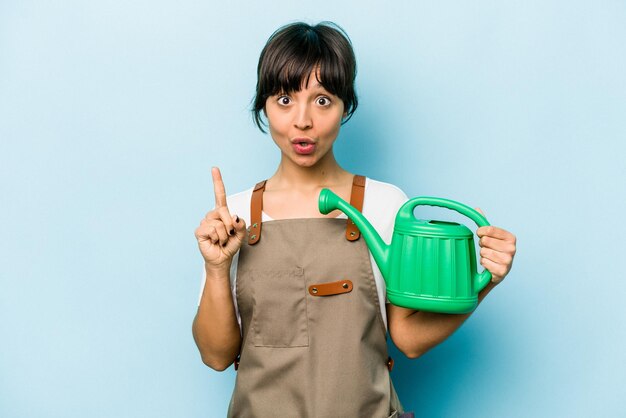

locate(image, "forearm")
(389, 281), (497, 358)
(192, 265), (242, 371)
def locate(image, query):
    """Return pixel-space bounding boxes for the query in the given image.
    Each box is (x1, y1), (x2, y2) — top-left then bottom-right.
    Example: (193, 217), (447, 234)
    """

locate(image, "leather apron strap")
(346, 174), (366, 241)
(248, 175), (366, 245)
(247, 180), (266, 245)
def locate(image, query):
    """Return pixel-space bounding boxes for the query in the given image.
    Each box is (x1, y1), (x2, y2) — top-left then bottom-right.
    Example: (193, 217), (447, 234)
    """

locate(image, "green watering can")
(319, 190), (492, 314)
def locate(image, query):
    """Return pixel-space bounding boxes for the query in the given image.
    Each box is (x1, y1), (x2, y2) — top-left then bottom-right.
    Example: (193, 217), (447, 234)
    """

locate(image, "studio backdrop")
(1, 1), (625, 417)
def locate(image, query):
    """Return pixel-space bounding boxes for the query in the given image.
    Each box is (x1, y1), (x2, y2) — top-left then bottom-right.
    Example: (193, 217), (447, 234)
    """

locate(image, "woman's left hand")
(475, 209), (517, 284)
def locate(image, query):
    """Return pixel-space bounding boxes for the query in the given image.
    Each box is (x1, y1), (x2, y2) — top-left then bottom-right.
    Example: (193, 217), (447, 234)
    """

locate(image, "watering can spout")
(319, 189), (391, 278)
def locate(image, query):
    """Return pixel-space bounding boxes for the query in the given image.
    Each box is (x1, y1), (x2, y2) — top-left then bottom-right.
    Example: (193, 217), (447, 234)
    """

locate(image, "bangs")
(252, 22), (358, 133)
(258, 39), (348, 98)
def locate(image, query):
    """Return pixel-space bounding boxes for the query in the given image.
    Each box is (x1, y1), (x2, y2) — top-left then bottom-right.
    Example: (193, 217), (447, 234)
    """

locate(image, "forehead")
(293, 68), (329, 91)
(303, 66), (321, 85)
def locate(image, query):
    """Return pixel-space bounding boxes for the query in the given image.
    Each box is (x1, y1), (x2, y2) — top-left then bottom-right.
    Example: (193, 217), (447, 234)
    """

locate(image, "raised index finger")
(211, 166), (228, 208)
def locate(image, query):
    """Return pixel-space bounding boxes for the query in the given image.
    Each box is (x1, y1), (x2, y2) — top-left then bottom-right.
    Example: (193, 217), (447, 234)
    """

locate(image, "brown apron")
(228, 176), (403, 417)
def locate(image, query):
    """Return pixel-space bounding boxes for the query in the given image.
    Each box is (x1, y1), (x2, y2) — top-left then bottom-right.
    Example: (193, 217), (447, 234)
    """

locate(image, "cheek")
(266, 108), (287, 132)
(321, 112), (343, 134)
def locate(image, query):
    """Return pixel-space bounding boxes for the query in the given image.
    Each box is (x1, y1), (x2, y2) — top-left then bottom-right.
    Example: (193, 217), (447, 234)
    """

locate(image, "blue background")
(1, 1), (625, 417)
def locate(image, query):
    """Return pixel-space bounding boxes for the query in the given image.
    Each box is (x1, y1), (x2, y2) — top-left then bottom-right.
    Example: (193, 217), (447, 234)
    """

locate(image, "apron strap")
(247, 175), (366, 245)
(346, 175), (366, 241)
(248, 180), (266, 245)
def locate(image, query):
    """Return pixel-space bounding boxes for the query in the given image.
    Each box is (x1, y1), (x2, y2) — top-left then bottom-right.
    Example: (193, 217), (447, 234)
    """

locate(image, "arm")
(387, 282), (497, 358)
(192, 264), (242, 371)
(388, 224), (516, 358)
(192, 167), (246, 371)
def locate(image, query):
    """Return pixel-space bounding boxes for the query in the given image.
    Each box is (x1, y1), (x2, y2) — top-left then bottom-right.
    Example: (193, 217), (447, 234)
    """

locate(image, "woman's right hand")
(195, 167), (247, 272)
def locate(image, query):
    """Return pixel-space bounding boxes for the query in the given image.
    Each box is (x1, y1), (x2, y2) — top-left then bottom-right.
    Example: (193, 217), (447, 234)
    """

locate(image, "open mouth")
(293, 141), (316, 155)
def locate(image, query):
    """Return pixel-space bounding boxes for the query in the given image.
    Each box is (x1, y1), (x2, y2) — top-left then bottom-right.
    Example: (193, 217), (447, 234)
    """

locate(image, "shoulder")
(363, 177), (409, 217)
(362, 177), (409, 236)
(364, 177), (409, 203)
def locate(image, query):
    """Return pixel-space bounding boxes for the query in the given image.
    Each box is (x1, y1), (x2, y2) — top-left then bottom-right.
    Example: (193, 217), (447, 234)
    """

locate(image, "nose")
(294, 103), (312, 130)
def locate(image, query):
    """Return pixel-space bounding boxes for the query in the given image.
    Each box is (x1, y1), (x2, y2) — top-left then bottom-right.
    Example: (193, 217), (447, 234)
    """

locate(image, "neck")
(269, 149), (351, 191)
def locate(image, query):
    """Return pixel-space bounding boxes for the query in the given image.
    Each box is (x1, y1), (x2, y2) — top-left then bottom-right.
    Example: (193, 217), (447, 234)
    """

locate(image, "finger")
(232, 214), (246, 239)
(480, 257), (508, 283)
(212, 167), (228, 209)
(222, 215), (247, 252)
(194, 225), (208, 242)
(216, 206), (235, 236)
(204, 208), (221, 221)
(474, 207), (485, 216)
(206, 224), (220, 245)
(478, 235), (516, 254)
(195, 219), (216, 242)
(476, 225), (516, 242)
(211, 222), (230, 246)
(480, 247), (513, 266)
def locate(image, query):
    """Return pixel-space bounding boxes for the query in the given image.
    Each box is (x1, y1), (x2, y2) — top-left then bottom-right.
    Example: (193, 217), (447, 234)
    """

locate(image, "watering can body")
(319, 190), (492, 314)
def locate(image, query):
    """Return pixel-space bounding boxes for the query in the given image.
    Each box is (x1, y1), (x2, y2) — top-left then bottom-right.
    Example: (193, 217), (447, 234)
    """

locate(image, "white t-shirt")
(198, 177), (409, 329)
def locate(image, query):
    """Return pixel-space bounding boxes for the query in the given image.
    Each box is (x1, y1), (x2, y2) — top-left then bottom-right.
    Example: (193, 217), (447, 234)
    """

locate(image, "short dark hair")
(252, 21), (358, 133)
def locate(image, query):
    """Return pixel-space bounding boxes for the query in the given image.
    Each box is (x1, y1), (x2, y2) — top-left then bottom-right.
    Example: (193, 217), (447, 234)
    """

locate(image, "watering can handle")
(398, 197), (492, 292)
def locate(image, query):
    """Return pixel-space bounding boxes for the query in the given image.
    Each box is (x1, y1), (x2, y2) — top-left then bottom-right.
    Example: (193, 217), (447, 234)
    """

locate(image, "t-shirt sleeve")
(362, 179), (410, 315)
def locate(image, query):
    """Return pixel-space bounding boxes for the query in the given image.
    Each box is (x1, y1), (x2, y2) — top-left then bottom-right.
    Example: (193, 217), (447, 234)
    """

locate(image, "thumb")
(232, 214), (247, 239)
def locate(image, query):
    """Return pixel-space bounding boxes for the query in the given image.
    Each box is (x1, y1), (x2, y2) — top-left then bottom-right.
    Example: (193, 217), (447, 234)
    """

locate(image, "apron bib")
(228, 176), (403, 417)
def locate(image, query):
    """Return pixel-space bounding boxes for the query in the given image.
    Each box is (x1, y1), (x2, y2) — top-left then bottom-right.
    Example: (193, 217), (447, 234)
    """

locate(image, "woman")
(192, 21), (516, 417)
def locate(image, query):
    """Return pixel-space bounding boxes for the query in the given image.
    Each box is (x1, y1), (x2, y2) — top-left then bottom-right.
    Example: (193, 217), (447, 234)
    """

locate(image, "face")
(264, 70), (346, 168)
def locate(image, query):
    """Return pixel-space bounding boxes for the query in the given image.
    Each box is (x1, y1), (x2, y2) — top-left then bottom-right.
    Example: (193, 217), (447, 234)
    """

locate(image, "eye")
(277, 95), (291, 106)
(316, 96), (331, 107)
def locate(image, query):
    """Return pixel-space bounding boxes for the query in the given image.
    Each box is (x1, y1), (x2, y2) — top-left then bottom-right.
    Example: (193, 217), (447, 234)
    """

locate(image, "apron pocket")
(251, 267), (309, 347)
